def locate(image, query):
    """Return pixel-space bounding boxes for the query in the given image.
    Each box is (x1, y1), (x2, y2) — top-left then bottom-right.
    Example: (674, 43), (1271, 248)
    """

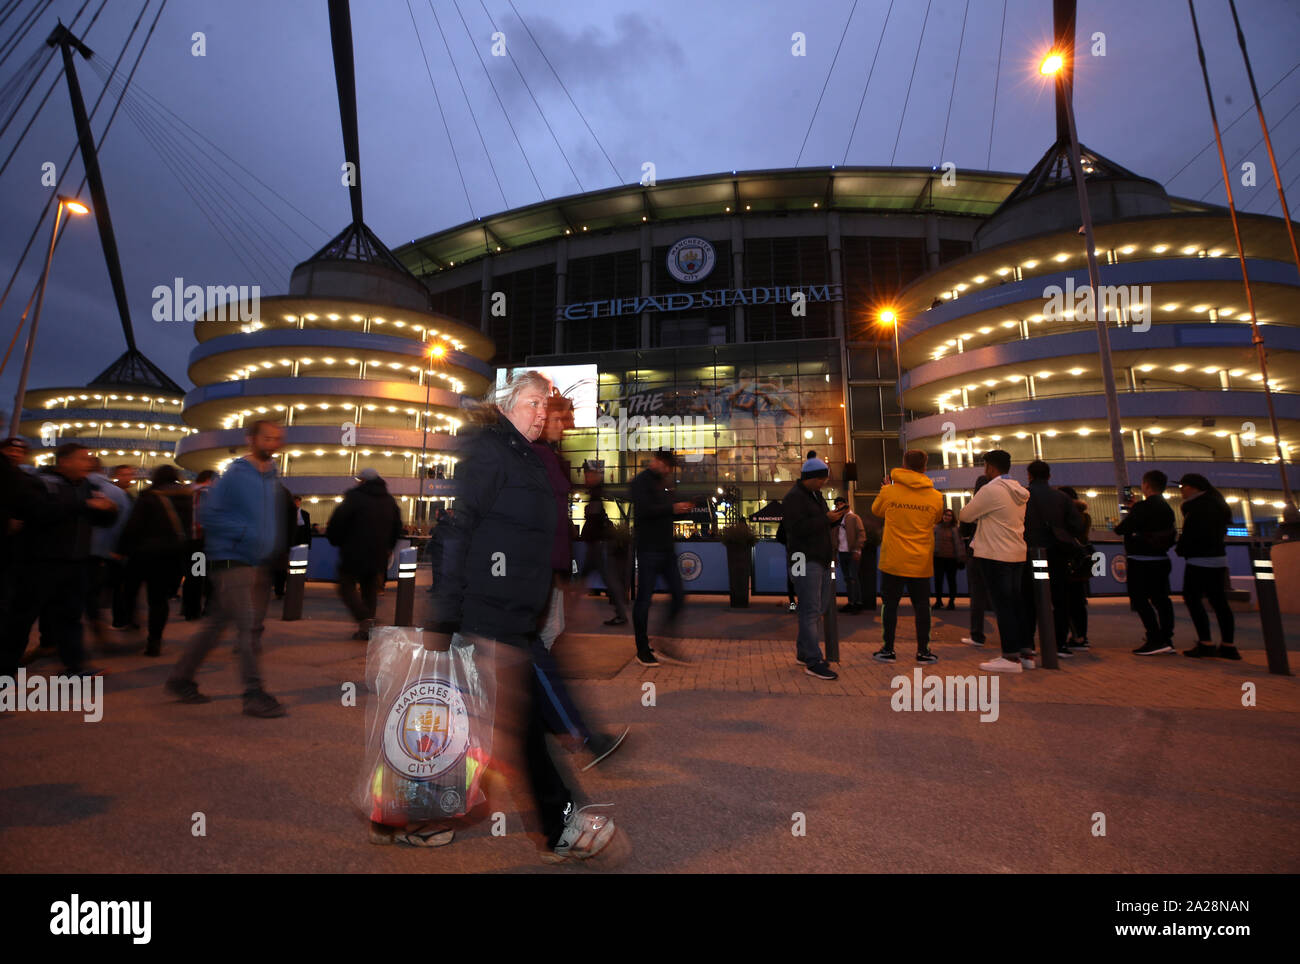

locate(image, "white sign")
(666, 236), (716, 284)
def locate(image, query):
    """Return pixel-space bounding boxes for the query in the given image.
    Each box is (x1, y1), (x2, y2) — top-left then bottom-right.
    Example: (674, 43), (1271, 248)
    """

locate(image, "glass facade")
(529, 338), (847, 535)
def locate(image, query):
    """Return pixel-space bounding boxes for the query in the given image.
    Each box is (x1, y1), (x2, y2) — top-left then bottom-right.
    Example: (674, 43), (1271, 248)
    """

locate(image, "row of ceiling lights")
(941, 427), (1286, 442)
(224, 357), (465, 393)
(933, 364), (1282, 402)
(43, 394), (182, 406)
(270, 314), (467, 351)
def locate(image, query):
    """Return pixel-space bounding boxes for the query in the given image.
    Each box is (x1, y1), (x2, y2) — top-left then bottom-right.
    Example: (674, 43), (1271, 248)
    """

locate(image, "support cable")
(477, 0), (583, 192)
(452, 0), (543, 201)
(890, 0), (933, 166)
(938, 0), (971, 164)
(795, 0), (858, 166)
(427, 0), (507, 207)
(506, 0), (620, 183)
(405, 0), (475, 219)
(841, 0), (895, 166)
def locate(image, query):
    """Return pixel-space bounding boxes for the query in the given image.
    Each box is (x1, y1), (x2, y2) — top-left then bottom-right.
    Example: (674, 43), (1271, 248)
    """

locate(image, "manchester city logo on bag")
(666, 236), (715, 283)
(383, 677), (471, 780)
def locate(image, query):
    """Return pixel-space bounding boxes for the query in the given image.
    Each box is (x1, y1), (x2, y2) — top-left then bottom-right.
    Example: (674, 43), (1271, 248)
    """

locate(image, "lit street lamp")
(9, 195), (90, 438)
(1039, 50), (1130, 507)
(417, 342), (446, 529)
(879, 307), (905, 451)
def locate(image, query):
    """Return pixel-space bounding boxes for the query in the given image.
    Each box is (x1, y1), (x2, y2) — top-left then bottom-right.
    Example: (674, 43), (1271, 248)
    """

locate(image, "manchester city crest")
(383, 678), (471, 781)
(667, 236), (716, 283)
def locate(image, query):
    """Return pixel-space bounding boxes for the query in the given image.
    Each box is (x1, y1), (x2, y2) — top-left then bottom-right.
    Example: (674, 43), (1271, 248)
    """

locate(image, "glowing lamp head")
(429, 344), (446, 358)
(1040, 52), (1065, 76)
(61, 197), (90, 215)
(879, 309), (898, 326)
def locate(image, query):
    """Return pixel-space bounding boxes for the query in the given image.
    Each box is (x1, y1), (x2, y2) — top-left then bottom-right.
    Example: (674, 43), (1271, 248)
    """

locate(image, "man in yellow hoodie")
(871, 449), (944, 664)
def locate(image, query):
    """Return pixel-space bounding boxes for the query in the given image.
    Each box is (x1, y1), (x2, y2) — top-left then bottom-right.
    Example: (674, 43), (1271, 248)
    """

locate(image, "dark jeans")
(633, 548), (685, 658)
(966, 545), (990, 643)
(105, 557), (136, 628)
(793, 559), (833, 664)
(880, 571), (932, 650)
(579, 541), (629, 621)
(979, 557), (1030, 657)
(337, 564), (382, 624)
(1024, 553), (1070, 653)
(933, 557), (958, 604)
(1182, 564), (1234, 645)
(1127, 558), (1174, 645)
(171, 563), (271, 694)
(2, 560), (91, 675)
(1065, 579), (1089, 642)
(530, 635), (591, 746)
(783, 549), (796, 603)
(837, 551), (861, 606)
(138, 552), (185, 646)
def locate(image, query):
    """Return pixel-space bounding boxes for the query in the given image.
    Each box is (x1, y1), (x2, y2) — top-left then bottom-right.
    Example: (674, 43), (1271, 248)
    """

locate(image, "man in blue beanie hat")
(779, 452), (845, 680)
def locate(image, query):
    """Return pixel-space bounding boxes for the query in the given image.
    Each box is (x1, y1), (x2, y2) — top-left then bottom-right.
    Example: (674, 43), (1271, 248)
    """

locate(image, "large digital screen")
(495, 364), (599, 428)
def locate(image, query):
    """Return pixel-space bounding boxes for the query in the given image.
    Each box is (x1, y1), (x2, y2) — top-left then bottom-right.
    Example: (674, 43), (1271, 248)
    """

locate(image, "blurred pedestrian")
(630, 449), (693, 667)
(1116, 470), (1178, 656)
(182, 469), (217, 620)
(101, 465), (138, 630)
(1, 442), (118, 678)
(1173, 473), (1238, 660)
(871, 450), (944, 665)
(578, 461), (630, 626)
(1058, 486), (1093, 650)
(833, 495), (866, 614)
(428, 370), (619, 861)
(959, 450), (1032, 673)
(165, 420), (288, 717)
(932, 507), (963, 610)
(780, 453), (844, 680)
(118, 464), (192, 657)
(535, 391), (576, 652)
(326, 467), (402, 640)
(83, 457), (132, 646)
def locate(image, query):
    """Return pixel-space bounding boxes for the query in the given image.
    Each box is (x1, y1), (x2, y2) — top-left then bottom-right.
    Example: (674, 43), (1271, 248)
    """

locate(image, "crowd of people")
(2, 369), (1289, 865)
(784, 446), (1250, 676)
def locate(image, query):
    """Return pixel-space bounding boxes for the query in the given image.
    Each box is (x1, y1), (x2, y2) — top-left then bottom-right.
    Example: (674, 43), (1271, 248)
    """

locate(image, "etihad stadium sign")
(557, 283), (843, 321)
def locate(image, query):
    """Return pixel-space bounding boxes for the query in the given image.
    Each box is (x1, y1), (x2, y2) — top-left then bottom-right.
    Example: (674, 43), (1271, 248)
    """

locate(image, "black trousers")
(1182, 564), (1234, 645)
(1127, 558), (1174, 645)
(337, 565), (382, 623)
(1064, 579), (1089, 642)
(933, 557), (958, 603)
(880, 572), (932, 649)
(1024, 554), (1071, 653)
(138, 553), (185, 646)
(2, 560), (90, 676)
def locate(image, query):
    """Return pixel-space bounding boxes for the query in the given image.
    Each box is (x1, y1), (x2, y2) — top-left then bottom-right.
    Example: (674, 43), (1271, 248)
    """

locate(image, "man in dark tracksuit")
(1022, 460), (1086, 658)
(629, 450), (694, 666)
(2, 442), (118, 677)
(1115, 469), (1178, 655)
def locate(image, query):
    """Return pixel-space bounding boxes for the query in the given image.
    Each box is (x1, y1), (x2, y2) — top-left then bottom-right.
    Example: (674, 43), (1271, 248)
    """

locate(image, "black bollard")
(1031, 548), (1059, 669)
(824, 558), (840, 663)
(1252, 542), (1292, 676)
(394, 547), (418, 628)
(281, 545), (309, 621)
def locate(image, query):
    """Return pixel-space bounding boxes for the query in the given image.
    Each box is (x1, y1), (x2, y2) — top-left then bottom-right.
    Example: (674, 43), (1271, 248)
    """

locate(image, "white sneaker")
(961, 637), (984, 646)
(1020, 655), (1036, 669)
(979, 656), (1023, 673)
(541, 804), (616, 863)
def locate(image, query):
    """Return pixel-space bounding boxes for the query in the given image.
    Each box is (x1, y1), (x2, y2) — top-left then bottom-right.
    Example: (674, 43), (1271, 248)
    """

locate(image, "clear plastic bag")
(357, 628), (495, 827)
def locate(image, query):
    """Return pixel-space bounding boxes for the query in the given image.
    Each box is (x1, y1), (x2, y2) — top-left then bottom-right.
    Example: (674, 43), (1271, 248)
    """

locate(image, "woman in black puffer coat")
(1173, 473), (1237, 660)
(426, 371), (617, 863)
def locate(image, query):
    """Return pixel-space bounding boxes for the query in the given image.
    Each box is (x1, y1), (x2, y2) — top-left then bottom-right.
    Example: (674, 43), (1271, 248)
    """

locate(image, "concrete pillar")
(1231, 433), (1242, 459)
(1127, 367), (1138, 392)
(1242, 496), (1254, 533)
(827, 212), (844, 340)
(731, 217), (746, 343)
(924, 213), (940, 272)
(1132, 430), (1144, 459)
(554, 240), (568, 354)
(1220, 370), (1230, 391)
(1033, 433), (1043, 459)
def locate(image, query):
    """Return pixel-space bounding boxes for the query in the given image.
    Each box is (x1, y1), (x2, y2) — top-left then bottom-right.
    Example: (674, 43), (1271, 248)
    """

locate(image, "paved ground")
(1, 578), (1296, 874)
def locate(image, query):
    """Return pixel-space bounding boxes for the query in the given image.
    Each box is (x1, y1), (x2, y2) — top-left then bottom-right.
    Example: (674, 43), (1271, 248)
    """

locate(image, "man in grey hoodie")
(957, 449), (1032, 673)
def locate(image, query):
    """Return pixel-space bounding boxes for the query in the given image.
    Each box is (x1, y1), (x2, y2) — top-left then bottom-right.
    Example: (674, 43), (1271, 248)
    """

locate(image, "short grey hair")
(491, 370), (552, 413)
